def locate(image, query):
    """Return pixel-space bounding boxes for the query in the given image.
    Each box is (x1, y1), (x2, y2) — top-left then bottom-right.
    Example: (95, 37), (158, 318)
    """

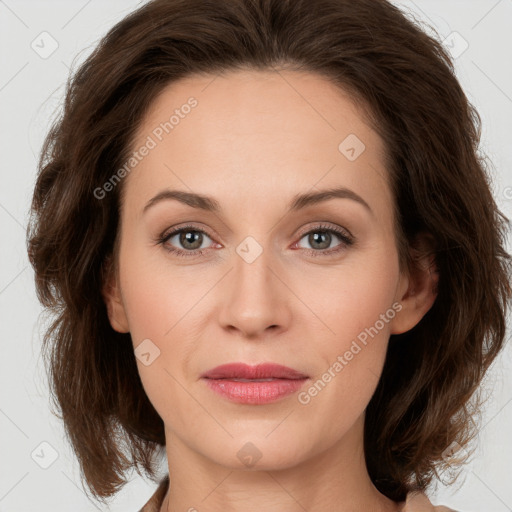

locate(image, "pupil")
(310, 231), (330, 250)
(181, 231), (201, 250)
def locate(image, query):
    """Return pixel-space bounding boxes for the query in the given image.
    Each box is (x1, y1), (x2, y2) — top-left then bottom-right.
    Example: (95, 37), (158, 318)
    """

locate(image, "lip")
(201, 363), (309, 404)
(201, 362), (308, 380)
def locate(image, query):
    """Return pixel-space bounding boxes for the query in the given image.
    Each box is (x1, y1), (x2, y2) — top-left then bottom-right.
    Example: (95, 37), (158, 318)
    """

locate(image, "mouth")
(201, 363), (309, 404)
(201, 362), (309, 380)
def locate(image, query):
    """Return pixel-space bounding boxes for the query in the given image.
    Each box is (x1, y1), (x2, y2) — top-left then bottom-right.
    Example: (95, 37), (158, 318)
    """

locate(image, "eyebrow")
(142, 186), (373, 216)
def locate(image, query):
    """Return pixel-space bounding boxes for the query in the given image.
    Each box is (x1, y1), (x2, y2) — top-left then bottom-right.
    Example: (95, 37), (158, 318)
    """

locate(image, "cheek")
(295, 252), (400, 348)
(296, 293), (397, 446)
(294, 253), (399, 409)
(118, 253), (205, 418)
(118, 237), (207, 343)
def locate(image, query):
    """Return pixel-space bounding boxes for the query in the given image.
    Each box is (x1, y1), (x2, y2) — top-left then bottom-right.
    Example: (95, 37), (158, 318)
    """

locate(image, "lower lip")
(202, 378), (308, 404)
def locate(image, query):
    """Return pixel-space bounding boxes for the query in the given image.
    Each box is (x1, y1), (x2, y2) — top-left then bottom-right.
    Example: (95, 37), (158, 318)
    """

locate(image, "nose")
(217, 244), (292, 339)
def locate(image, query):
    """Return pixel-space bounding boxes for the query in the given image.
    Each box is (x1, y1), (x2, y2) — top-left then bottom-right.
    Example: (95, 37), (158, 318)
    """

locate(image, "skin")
(103, 68), (438, 512)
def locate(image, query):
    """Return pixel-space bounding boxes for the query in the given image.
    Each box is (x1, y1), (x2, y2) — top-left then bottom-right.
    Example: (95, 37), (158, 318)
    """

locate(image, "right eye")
(157, 225), (219, 258)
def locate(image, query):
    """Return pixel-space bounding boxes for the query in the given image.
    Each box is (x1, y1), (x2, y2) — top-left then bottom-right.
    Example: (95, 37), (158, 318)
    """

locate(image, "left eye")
(297, 230), (345, 251)
(293, 225), (354, 257)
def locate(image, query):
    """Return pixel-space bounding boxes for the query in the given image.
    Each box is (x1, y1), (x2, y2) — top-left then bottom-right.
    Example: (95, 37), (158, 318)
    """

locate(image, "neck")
(160, 414), (400, 512)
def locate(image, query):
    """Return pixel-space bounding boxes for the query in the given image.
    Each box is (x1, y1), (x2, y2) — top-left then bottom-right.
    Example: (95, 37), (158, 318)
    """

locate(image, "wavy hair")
(26, 0), (512, 504)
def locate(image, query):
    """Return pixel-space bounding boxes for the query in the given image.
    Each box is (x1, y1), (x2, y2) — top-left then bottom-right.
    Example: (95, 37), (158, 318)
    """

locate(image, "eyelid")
(295, 221), (353, 240)
(159, 222), (215, 242)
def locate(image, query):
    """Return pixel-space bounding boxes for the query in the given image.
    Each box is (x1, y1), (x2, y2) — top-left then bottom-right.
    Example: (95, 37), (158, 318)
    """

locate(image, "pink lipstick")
(201, 363), (309, 404)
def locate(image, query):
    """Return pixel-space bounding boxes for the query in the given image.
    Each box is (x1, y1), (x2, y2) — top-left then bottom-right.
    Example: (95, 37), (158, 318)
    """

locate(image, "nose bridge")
(218, 235), (289, 337)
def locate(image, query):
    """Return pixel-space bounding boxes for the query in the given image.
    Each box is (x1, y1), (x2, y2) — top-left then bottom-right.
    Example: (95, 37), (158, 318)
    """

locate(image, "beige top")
(138, 475), (459, 512)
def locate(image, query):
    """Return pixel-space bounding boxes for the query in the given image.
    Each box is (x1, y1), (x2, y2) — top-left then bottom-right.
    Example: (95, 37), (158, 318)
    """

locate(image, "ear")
(390, 231), (439, 335)
(101, 255), (130, 333)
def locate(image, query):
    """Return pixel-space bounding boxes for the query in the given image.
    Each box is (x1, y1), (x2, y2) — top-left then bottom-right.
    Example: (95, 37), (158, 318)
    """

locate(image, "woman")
(26, 0), (511, 511)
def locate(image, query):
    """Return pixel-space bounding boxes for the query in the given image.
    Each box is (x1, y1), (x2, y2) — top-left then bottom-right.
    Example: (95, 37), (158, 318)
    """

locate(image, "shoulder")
(138, 475), (169, 512)
(397, 491), (459, 512)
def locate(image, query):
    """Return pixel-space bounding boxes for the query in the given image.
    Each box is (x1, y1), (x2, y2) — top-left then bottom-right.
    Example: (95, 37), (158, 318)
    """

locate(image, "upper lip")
(201, 363), (308, 380)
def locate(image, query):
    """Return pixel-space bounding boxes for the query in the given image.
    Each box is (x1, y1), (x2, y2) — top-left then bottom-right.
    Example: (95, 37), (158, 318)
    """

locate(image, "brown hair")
(26, 0), (512, 505)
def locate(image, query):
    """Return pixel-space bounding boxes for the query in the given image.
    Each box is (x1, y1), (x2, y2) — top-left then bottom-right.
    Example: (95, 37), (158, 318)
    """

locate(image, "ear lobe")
(390, 232), (439, 335)
(101, 256), (130, 333)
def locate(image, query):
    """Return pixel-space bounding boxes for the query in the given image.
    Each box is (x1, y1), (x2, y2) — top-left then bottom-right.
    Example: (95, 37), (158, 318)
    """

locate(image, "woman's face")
(105, 69), (430, 471)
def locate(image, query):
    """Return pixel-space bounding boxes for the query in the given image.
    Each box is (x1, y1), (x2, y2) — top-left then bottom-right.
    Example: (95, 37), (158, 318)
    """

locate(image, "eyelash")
(156, 223), (354, 259)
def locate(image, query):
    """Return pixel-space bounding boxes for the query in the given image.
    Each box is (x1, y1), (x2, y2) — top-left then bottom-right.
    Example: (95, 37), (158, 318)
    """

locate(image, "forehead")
(124, 68), (391, 219)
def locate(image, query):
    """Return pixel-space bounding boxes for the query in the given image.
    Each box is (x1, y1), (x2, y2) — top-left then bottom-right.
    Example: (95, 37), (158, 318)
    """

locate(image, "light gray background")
(1, 1), (511, 510)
